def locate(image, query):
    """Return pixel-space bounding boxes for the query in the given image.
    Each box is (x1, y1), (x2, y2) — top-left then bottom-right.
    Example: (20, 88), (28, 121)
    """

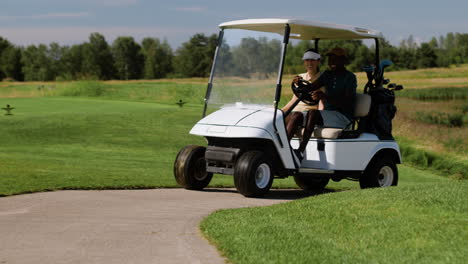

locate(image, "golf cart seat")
(312, 93), (371, 139)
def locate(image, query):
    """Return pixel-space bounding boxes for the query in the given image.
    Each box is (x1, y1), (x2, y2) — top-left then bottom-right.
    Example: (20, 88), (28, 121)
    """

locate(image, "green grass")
(397, 137), (467, 179)
(201, 177), (468, 264)
(58, 81), (207, 105)
(398, 87), (468, 101)
(414, 111), (466, 127)
(0, 97), (207, 195)
(0, 81), (207, 105)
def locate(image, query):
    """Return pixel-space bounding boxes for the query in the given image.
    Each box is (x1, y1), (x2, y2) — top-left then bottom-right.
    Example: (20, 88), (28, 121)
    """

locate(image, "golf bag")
(365, 88), (397, 140)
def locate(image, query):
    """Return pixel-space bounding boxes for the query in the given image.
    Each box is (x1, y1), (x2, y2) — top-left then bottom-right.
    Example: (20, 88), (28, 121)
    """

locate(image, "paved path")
(0, 189), (310, 264)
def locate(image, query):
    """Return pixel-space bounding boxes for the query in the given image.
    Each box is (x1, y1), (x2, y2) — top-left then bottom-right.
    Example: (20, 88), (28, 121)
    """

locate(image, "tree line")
(0, 32), (467, 82)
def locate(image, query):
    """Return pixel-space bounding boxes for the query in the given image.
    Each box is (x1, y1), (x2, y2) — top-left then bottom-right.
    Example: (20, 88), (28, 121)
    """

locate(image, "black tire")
(234, 151), (273, 197)
(360, 157), (398, 189)
(174, 145), (213, 190)
(293, 175), (330, 191)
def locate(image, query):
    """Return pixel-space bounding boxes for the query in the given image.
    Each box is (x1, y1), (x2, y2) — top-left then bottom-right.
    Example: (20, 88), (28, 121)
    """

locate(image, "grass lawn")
(201, 173), (467, 264)
(0, 97), (206, 195)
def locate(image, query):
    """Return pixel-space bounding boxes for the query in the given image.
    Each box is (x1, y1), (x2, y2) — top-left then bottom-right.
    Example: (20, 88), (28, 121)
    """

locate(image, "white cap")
(302, 51), (321, 60)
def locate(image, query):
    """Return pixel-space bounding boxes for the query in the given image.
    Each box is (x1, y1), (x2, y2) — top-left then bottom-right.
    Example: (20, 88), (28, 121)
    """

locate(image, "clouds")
(0, 12), (90, 20)
(55, 0), (139, 6)
(172, 7), (207, 12)
(0, 25), (216, 47)
(98, 0), (139, 6)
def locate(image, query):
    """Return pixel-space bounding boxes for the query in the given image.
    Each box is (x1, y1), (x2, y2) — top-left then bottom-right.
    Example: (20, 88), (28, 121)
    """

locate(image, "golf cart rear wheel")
(174, 145), (213, 190)
(360, 158), (398, 189)
(234, 151), (273, 197)
(294, 175), (330, 191)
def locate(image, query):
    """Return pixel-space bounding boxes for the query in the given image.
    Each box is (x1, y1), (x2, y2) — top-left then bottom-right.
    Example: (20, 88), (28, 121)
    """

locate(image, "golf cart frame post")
(176, 19), (401, 197)
(202, 29), (224, 118)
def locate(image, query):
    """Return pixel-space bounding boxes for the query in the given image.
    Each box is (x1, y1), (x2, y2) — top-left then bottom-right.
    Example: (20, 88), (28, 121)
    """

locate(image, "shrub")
(414, 111), (465, 127)
(60, 81), (107, 97)
(398, 87), (468, 101)
(398, 140), (467, 179)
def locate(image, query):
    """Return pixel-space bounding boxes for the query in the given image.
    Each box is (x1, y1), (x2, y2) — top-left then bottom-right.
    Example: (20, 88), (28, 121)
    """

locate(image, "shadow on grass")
(201, 188), (339, 201)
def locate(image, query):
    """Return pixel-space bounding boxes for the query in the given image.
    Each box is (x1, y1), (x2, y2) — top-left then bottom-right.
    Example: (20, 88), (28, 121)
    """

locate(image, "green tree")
(416, 43), (438, 68)
(173, 33), (217, 77)
(60, 44), (84, 80)
(0, 46), (23, 81)
(48, 42), (64, 79)
(141, 38), (173, 79)
(0, 37), (14, 80)
(112, 36), (143, 80)
(21, 44), (55, 81)
(351, 45), (373, 71)
(82, 33), (115, 79)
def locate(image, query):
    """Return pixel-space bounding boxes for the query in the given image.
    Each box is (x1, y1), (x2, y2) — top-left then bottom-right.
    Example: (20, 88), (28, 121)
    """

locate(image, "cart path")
(0, 189), (310, 264)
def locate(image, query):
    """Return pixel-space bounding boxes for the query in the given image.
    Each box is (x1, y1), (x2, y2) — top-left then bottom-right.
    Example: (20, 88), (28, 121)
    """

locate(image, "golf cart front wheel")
(234, 151), (273, 197)
(174, 145), (213, 190)
(360, 158), (398, 189)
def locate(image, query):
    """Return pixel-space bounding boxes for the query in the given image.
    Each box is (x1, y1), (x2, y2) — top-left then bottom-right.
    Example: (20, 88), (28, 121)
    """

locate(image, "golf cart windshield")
(208, 29), (283, 109)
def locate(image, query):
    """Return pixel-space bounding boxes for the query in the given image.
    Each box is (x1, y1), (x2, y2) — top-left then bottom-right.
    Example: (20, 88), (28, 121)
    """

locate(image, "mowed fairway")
(0, 97), (207, 195)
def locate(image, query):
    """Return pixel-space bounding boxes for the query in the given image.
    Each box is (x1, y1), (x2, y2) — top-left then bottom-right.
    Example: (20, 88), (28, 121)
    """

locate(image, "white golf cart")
(174, 19), (403, 197)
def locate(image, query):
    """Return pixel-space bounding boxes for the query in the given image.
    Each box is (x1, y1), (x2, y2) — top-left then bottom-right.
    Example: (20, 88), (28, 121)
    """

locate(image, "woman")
(282, 49), (324, 141)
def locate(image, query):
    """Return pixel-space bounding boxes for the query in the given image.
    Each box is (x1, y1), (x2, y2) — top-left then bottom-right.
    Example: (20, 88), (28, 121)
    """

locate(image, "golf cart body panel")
(291, 134), (400, 171)
(219, 19), (384, 40)
(190, 106), (296, 169)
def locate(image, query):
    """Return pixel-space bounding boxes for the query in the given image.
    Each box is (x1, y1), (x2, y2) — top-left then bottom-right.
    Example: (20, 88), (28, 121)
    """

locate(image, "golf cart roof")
(219, 18), (383, 40)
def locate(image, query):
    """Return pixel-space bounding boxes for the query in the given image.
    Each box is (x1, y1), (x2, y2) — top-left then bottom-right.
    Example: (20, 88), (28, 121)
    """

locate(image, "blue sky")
(1, 0), (466, 49)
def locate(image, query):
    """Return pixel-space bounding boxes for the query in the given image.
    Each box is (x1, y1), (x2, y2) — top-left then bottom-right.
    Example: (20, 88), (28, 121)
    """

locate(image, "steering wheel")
(291, 79), (319, 106)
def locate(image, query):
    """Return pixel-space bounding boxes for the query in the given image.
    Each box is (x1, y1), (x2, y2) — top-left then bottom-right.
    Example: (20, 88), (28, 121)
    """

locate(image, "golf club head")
(362, 65), (374, 73)
(380, 59), (393, 69)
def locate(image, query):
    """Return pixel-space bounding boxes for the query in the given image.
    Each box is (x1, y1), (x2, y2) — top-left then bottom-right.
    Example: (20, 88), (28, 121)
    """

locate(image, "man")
(294, 47), (357, 158)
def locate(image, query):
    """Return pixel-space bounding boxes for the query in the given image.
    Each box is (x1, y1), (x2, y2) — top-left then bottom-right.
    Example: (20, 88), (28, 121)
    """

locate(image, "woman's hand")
(292, 75), (302, 85)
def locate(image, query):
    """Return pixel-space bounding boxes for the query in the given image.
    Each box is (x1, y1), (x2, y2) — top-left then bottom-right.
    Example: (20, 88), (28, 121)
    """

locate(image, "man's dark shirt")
(317, 69), (357, 120)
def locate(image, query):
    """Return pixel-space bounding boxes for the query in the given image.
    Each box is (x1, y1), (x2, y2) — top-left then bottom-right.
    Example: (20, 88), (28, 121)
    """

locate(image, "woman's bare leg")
(285, 112), (303, 141)
(299, 110), (323, 152)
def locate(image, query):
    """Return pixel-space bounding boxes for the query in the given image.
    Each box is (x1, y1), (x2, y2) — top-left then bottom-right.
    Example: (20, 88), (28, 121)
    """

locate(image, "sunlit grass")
(0, 97), (206, 195)
(201, 179), (467, 264)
